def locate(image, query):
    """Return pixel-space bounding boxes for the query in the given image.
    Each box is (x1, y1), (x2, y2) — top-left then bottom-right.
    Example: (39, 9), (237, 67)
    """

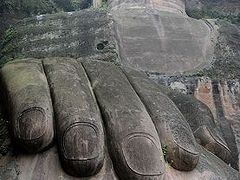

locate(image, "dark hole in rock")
(103, 41), (109, 45)
(96, 41), (109, 51)
(97, 43), (105, 51)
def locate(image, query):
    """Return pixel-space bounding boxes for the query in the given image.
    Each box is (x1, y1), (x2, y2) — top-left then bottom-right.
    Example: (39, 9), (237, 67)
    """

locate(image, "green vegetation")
(195, 20), (240, 79)
(0, 0), (15, 13)
(0, 27), (16, 67)
(98, 0), (108, 11)
(187, 8), (240, 26)
(0, 0), (94, 16)
(55, 0), (92, 12)
(0, 0), (57, 16)
(162, 145), (168, 158)
(0, 112), (9, 155)
(203, 39), (240, 79)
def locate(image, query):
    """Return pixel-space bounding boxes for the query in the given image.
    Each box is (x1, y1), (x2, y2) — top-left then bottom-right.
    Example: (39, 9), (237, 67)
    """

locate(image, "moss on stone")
(0, 27), (17, 67)
(7, 10), (117, 64)
(199, 20), (240, 79)
(0, 104), (10, 156)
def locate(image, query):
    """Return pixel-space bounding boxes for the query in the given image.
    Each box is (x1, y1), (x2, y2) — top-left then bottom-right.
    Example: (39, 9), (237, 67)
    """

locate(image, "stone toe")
(60, 123), (104, 177)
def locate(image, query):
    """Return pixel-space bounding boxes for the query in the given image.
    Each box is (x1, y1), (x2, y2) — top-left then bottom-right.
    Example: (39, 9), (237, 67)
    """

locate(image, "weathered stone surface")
(0, 59), (54, 153)
(164, 144), (240, 180)
(0, 60), (239, 179)
(93, 0), (103, 8)
(155, 81), (232, 164)
(195, 78), (240, 170)
(218, 80), (240, 169)
(13, 10), (116, 62)
(109, 0), (186, 14)
(43, 58), (105, 177)
(150, 75), (240, 170)
(8, 0), (216, 75)
(111, 0), (215, 74)
(0, 91), (9, 156)
(0, 146), (117, 180)
(124, 68), (199, 171)
(83, 60), (165, 180)
(1, 143), (239, 180)
(0, 0), (239, 178)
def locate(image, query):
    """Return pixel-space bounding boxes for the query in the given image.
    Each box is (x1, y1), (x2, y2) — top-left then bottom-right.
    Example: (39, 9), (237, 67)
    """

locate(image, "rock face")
(109, 0), (186, 14)
(0, 0), (240, 179)
(12, 0), (216, 74)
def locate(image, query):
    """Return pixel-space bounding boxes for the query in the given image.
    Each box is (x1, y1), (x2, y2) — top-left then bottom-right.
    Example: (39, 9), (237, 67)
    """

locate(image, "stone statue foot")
(0, 58), (239, 179)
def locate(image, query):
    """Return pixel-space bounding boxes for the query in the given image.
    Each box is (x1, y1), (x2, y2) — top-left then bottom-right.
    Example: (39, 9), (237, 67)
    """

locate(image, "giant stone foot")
(0, 58), (239, 180)
(0, 0), (239, 179)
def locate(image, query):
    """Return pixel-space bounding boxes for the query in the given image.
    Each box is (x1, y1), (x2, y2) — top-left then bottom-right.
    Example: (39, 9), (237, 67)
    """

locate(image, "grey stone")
(43, 58), (105, 177)
(157, 83), (232, 164)
(14, 10), (116, 62)
(111, 0), (215, 74)
(124, 67), (199, 171)
(0, 143), (239, 180)
(0, 60), (239, 179)
(83, 60), (165, 180)
(0, 0), (239, 178)
(0, 59), (54, 153)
